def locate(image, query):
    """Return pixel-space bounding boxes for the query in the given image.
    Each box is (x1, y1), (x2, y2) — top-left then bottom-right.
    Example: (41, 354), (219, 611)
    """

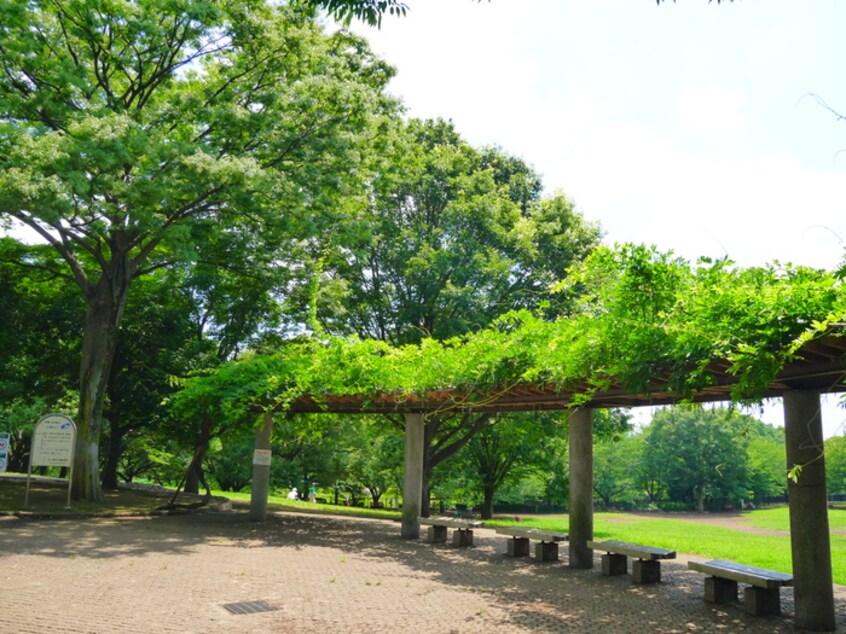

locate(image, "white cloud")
(676, 85), (747, 133)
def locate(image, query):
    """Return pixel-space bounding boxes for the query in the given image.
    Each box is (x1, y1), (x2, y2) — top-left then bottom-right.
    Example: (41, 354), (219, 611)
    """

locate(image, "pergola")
(248, 333), (846, 632)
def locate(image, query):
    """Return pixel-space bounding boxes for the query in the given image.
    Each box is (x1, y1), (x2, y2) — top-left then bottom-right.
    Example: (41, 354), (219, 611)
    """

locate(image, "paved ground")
(1, 509), (845, 633)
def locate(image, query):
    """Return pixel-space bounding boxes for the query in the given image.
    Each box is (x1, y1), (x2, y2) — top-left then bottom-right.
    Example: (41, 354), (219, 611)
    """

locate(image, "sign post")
(0, 432), (9, 473)
(25, 414), (76, 509)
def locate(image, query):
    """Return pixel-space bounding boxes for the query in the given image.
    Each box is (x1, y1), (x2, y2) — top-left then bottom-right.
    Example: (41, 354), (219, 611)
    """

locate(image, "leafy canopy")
(173, 245), (846, 421)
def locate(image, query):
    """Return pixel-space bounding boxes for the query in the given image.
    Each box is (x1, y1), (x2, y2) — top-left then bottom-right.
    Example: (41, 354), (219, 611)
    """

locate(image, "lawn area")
(486, 508), (846, 586)
(215, 489), (402, 520)
(743, 505), (846, 531)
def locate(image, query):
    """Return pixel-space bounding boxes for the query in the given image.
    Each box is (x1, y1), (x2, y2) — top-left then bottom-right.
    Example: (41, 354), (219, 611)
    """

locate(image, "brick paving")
(1, 509), (844, 633)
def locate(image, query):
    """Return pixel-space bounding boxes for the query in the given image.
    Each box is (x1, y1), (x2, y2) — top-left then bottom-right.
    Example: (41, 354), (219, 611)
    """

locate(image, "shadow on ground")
(2, 501), (830, 633)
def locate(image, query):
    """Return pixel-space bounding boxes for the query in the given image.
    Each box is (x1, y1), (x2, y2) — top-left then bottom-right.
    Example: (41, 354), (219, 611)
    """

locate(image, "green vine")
(171, 244), (846, 422)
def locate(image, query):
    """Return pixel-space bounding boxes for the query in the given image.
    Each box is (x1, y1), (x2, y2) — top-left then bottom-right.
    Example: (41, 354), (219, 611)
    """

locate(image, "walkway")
(1, 509), (844, 633)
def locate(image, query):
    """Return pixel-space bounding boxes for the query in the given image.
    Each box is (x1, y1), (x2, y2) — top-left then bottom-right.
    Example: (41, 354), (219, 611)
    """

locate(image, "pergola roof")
(289, 333), (846, 414)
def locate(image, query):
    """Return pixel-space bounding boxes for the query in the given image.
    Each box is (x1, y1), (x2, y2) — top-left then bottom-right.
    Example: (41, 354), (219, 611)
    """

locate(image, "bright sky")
(352, 0), (846, 437)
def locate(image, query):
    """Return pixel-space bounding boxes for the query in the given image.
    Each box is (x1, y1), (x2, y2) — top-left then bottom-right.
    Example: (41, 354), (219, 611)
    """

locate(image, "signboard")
(31, 414), (76, 467)
(0, 432), (9, 473)
(25, 414), (77, 508)
(252, 449), (272, 466)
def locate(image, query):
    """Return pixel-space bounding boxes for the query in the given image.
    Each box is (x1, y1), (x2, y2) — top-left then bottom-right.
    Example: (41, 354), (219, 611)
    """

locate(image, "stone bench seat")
(688, 559), (793, 616)
(587, 539), (676, 583)
(495, 526), (568, 561)
(419, 517), (482, 547)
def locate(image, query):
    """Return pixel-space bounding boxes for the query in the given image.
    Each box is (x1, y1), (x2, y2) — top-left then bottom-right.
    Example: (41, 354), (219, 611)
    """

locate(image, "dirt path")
(608, 510), (846, 537)
(605, 511), (791, 536)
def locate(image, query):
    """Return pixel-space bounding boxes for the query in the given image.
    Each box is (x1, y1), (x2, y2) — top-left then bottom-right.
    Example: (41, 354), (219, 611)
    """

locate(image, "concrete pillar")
(783, 391), (835, 632)
(568, 407), (594, 569)
(401, 413), (425, 539)
(249, 412), (274, 522)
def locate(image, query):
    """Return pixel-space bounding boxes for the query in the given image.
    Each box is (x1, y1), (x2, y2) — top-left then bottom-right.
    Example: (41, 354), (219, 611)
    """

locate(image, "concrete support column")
(783, 391), (835, 632)
(568, 407), (594, 569)
(249, 412), (274, 522)
(401, 413), (425, 539)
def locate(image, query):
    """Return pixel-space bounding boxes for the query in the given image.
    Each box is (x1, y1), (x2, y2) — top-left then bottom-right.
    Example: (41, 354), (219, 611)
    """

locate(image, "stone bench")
(688, 559), (793, 616)
(587, 539), (676, 583)
(495, 526), (568, 561)
(419, 517), (483, 547)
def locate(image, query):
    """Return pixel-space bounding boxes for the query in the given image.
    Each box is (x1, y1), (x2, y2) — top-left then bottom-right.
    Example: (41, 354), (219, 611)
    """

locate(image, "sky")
(351, 0), (846, 437)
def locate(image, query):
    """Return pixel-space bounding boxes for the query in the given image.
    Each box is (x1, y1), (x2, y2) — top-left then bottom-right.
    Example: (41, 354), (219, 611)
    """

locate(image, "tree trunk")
(185, 416), (214, 494)
(420, 412), (492, 516)
(481, 486), (494, 520)
(695, 485), (705, 512)
(73, 268), (131, 502)
(101, 419), (126, 490)
(185, 462), (203, 494)
(421, 468), (432, 516)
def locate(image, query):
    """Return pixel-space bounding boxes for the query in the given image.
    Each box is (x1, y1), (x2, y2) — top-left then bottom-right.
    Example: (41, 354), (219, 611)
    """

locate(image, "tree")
(169, 240), (302, 494)
(101, 269), (208, 489)
(298, 0), (409, 26)
(743, 422), (786, 505)
(344, 417), (404, 507)
(593, 435), (639, 509)
(309, 117), (600, 513)
(314, 119), (599, 343)
(644, 407), (751, 511)
(463, 414), (557, 519)
(0, 240), (83, 409)
(826, 434), (846, 496)
(0, 1), (395, 500)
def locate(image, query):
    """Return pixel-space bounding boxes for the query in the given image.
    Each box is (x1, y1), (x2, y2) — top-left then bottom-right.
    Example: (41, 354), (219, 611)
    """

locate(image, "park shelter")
(246, 330), (846, 632)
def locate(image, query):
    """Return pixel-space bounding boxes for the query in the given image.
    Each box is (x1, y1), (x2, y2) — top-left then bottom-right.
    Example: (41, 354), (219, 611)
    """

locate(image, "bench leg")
(534, 540), (559, 562)
(427, 525), (447, 544)
(632, 559), (661, 583)
(601, 553), (628, 576)
(506, 537), (530, 557)
(743, 587), (781, 616)
(704, 577), (738, 604)
(453, 529), (474, 547)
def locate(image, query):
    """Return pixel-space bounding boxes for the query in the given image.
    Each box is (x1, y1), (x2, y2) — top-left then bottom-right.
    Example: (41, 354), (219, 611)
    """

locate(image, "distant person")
(287, 487), (299, 501)
(308, 484), (317, 503)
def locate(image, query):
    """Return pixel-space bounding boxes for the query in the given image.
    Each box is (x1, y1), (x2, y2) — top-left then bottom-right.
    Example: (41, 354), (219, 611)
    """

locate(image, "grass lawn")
(487, 508), (846, 586)
(216, 489), (402, 520)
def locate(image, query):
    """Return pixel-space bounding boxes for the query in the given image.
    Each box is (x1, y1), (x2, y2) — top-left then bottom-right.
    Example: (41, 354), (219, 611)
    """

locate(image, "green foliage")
(310, 118), (600, 345)
(343, 417), (403, 506)
(459, 412), (565, 518)
(593, 435), (640, 508)
(644, 407), (750, 511)
(206, 435), (255, 493)
(745, 432), (787, 502)
(827, 434), (846, 495)
(295, 0), (409, 26)
(0, 0), (399, 499)
(173, 246), (846, 424)
(294, 0), (489, 27)
(0, 240), (83, 405)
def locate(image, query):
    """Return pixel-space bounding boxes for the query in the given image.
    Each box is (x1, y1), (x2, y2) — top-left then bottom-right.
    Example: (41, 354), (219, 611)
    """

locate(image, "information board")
(25, 414), (77, 508)
(31, 414), (76, 467)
